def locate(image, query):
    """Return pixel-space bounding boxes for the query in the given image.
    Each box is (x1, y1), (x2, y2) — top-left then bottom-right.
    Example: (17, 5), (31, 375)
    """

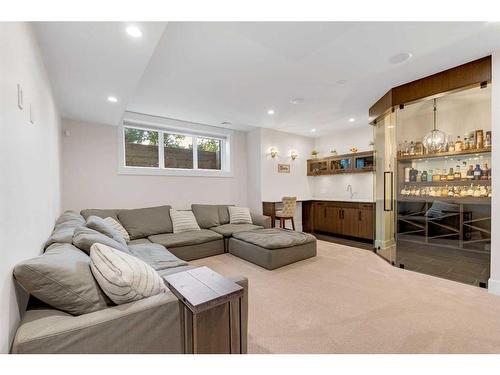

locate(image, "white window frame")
(118, 112), (233, 177)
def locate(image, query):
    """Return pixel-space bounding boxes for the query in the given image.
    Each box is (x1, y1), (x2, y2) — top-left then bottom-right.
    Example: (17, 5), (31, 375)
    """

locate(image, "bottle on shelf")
(467, 165), (474, 180)
(404, 167), (410, 183)
(409, 141), (416, 156)
(403, 140), (409, 156)
(415, 141), (424, 156)
(416, 171), (422, 182)
(454, 166), (461, 180)
(485, 131), (492, 148)
(432, 169), (441, 182)
(476, 130), (484, 149)
(440, 169), (447, 182)
(448, 136), (455, 152)
(463, 136), (470, 150)
(474, 164), (482, 180)
(454, 136), (463, 152)
(409, 167), (417, 182)
(421, 170), (428, 182)
(482, 162), (489, 180)
(447, 168), (455, 181)
(460, 161), (468, 180)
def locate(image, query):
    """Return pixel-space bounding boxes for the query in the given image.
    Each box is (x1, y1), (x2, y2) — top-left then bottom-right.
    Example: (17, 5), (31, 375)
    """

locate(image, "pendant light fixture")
(422, 98), (446, 153)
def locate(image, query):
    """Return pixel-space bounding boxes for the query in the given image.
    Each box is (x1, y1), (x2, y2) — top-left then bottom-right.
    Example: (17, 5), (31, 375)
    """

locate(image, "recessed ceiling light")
(290, 97), (304, 105)
(267, 109), (275, 115)
(349, 118), (355, 123)
(389, 52), (412, 64)
(107, 96), (118, 103)
(126, 26), (142, 38)
(336, 79), (348, 85)
(311, 129), (316, 133)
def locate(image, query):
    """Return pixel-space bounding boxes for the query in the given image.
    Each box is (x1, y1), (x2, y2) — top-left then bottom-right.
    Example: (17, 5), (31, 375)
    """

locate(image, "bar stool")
(275, 196), (297, 230)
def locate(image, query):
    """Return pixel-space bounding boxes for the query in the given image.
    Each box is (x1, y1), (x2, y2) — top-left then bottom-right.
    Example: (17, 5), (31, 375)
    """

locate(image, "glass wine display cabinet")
(373, 85), (492, 287)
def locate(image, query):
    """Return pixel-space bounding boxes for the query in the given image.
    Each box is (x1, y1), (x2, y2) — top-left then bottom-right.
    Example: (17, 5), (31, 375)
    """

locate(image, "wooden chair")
(275, 196), (297, 230)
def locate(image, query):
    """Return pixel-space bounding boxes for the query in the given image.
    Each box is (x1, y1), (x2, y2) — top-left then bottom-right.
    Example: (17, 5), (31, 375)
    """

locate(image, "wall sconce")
(270, 147), (278, 158)
(290, 150), (299, 160)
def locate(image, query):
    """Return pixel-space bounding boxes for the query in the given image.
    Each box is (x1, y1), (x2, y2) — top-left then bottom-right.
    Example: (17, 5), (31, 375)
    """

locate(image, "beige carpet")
(191, 240), (500, 353)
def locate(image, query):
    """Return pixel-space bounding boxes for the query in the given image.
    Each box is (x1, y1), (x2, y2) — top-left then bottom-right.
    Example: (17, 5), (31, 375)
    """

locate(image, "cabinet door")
(326, 206), (342, 234)
(313, 204), (328, 232)
(357, 208), (374, 240)
(340, 208), (359, 237)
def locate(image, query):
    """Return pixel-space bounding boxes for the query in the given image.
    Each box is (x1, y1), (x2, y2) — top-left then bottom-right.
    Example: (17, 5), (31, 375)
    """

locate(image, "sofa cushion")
(89, 243), (167, 305)
(232, 228), (316, 249)
(73, 226), (128, 254)
(44, 222), (80, 249)
(170, 209), (201, 233)
(191, 204), (221, 228)
(128, 238), (152, 245)
(148, 229), (222, 248)
(85, 216), (127, 244)
(228, 206), (253, 224)
(210, 224), (264, 237)
(104, 217), (130, 243)
(118, 205), (172, 240)
(81, 208), (122, 221)
(127, 243), (188, 271)
(13, 243), (110, 315)
(55, 211), (85, 226)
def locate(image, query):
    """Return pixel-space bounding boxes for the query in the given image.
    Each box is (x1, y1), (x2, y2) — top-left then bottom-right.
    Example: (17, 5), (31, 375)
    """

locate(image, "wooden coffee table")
(163, 266), (244, 354)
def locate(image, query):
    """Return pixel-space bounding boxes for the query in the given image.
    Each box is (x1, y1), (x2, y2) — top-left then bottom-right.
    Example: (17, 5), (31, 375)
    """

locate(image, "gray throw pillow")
(118, 205), (173, 240)
(73, 226), (128, 254)
(13, 243), (110, 315)
(86, 215), (126, 244)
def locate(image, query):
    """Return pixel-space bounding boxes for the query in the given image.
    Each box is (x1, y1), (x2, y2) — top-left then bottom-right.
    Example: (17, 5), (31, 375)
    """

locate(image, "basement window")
(119, 116), (232, 177)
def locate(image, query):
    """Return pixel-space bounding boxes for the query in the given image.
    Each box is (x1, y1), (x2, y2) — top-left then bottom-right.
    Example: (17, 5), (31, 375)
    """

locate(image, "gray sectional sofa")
(11, 204), (269, 354)
(11, 203), (316, 354)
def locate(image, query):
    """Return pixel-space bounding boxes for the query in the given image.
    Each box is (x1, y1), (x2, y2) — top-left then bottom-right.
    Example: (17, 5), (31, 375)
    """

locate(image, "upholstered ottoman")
(228, 228), (317, 270)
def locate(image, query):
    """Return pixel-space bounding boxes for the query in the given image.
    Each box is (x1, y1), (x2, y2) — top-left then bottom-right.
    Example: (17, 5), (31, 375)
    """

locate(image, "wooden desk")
(163, 266), (244, 354)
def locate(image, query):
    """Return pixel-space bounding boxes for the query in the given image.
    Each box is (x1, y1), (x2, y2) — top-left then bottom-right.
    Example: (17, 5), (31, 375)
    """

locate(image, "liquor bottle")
(482, 162), (489, 180)
(421, 170), (428, 182)
(441, 185), (448, 197)
(454, 166), (461, 180)
(469, 132), (476, 150)
(455, 136), (463, 152)
(403, 140), (409, 156)
(432, 169), (440, 182)
(448, 136), (455, 152)
(416, 171), (422, 182)
(415, 142), (424, 156)
(409, 141), (415, 156)
(467, 165), (474, 180)
(485, 131), (491, 148)
(476, 130), (484, 149)
(440, 169), (447, 182)
(467, 184), (474, 197)
(473, 185), (482, 198)
(460, 161), (468, 180)
(463, 137), (470, 150)
(474, 164), (482, 180)
(404, 167), (410, 183)
(409, 167), (417, 182)
(447, 168), (455, 181)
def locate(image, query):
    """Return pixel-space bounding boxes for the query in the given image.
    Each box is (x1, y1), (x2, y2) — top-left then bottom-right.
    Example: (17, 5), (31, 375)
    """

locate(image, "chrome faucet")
(346, 184), (356, 199)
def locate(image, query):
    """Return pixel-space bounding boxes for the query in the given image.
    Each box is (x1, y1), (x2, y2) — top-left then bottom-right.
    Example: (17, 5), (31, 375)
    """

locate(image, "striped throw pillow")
(89, 243), (167, 305)
(104, 217), (130, 243)
(169, 209), (201, 233)
(228, 206), (252, 224)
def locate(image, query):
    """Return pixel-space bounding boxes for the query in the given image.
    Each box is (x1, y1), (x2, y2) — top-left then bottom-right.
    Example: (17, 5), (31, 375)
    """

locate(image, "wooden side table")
(163, 266), (244, 354)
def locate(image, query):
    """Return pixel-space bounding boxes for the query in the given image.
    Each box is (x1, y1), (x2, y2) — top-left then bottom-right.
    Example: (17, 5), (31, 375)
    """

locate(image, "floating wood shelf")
(397, 147), (491, 161)
(307, 151), (374, 176)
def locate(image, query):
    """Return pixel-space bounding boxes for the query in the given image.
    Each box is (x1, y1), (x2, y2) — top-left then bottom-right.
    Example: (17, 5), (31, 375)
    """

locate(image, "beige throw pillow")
(169, 209), (201, 233)
(228, 206), (253, 224)
(89, 243), (167, 305)
(104, 217), (131, 243)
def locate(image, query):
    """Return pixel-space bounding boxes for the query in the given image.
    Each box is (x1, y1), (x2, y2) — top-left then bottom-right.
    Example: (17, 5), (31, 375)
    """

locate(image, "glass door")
(373, 112), (397, 263)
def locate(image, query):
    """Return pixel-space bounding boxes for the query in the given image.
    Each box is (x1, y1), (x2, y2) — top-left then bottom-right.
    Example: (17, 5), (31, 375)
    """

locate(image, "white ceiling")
(35, 22), (500, 136)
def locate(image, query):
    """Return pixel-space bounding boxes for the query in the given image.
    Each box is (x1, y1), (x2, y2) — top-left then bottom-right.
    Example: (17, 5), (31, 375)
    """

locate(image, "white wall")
(489, 50), (500, 295)
(61, 119), (248, 211)
(0, 23), (61, 353)
(246, 128), (263, 214)
(311, 126), (374, 201)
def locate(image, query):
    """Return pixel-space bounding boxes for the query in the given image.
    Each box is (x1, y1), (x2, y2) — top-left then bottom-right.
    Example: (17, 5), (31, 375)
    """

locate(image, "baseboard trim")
(488, 278), (500, 296)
